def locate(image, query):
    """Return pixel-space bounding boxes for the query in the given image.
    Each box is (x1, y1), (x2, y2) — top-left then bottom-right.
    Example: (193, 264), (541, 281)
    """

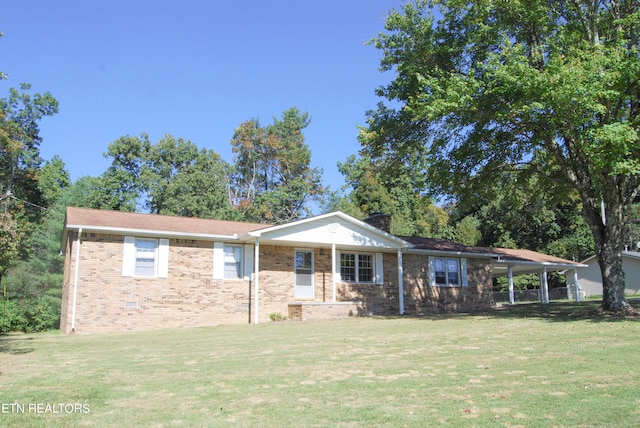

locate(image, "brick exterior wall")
(61, 233), (252, 334)
(402, 254), (494, 313)
(61, 234), (494, 334)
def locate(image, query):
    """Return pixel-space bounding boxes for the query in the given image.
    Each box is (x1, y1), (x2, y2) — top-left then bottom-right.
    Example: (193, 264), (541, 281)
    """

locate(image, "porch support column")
(397, 249), (404, 315)
(331, 243), (337, 303)
(540, 267), (549, 304)
(253, 238), (260, 324)
(573, 268), (581, 302)
(508, 265), (515, 305)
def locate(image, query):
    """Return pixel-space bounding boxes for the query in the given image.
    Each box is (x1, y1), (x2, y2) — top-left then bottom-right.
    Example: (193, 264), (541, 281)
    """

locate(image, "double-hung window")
(430, 256), (467, 287)
(340, 253), (374, 283)
(224, 245), (243, 279)
(123, 236), (169, 278)
(135, 238), (158, 276)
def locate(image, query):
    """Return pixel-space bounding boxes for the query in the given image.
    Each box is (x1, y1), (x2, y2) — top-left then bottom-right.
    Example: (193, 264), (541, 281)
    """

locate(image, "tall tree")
(99, 133), (236, 219)
(337, 154), (452, 237)
(230, 107), (324, 223)
(0, 84), (58, 280)
(360, 0), (640, 313)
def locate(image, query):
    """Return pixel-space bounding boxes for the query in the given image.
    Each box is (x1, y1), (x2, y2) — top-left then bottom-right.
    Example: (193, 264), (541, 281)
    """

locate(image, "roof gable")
(245, 211), (411, 250)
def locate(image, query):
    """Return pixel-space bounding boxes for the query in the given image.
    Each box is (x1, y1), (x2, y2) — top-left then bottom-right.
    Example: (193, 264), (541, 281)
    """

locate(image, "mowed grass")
(2, 299), (640, 427)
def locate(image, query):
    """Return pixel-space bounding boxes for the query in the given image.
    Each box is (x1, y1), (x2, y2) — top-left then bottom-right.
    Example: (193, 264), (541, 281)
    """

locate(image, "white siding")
(259, 217), (403, 249)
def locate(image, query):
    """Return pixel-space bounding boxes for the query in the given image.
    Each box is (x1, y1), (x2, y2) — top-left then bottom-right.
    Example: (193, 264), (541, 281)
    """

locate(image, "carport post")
(573, 268), (581, 302)
(540, 267), (549, 304)
(508, 265), (515, 304)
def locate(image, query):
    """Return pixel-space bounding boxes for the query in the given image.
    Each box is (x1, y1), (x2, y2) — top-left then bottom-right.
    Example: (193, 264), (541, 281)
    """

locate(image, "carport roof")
(401, 236), (584, 276)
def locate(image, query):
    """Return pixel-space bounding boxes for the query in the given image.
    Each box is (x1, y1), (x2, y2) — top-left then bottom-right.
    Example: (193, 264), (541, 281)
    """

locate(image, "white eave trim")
(65, 224), (241, 241)
(406, 248), (496, 259)
(492, 259), (587, 270)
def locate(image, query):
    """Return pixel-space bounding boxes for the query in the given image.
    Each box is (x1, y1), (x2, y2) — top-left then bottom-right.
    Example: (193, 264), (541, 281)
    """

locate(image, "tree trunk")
(597, 240), (629, 312)
(585, 194), (637, 314)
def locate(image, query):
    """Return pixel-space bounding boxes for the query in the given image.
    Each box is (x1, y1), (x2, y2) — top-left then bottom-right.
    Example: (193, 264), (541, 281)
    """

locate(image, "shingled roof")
(401, 236), (580, 268)
(65, 207), (272, 237)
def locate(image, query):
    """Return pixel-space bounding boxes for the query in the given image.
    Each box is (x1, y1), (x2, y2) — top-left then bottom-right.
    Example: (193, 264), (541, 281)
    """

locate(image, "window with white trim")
(340, 252), (374, 283)
(123, 236), (169, 278)
(135, 238), (158, 276)
(430, 257), (468, 287)
(223, 244), (243, 279)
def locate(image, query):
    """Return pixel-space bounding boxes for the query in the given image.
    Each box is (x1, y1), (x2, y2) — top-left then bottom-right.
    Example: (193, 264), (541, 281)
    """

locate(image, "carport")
(490, 248), (587, 304)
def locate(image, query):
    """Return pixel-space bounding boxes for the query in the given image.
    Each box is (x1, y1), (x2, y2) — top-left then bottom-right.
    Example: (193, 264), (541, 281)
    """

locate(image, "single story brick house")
(61, 207), (583, 334)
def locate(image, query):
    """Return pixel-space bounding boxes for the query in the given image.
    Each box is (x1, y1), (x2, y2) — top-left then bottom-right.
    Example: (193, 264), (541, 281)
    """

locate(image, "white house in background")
(566, 251), (640, 299)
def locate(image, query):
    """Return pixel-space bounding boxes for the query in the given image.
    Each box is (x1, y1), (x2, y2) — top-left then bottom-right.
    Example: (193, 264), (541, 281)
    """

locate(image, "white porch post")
(573, 268), (581, 302)
(508, 265), (515, 305)
(397, 249), (404, 315)
(331, 243), (337, 303)
(540, 267), (549, 304)
(253, 238), (260, 324)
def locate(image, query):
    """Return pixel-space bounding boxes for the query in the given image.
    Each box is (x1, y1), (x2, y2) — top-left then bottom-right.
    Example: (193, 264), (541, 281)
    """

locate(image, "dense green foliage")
(359, 0), (640, 312)
(1, 84), (60, 332)
(99, 133), (240, 219)
(335, 154), (453, 238)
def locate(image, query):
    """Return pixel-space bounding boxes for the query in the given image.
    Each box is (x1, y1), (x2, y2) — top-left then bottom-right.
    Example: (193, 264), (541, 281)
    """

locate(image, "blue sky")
(1, 0), (402, 191)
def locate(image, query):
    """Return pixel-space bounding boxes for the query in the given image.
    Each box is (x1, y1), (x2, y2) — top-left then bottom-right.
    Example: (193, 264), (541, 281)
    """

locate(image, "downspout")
(253, 238), (260, 324)
(71, 228), (82, 333)
(397, 249), (404, 315)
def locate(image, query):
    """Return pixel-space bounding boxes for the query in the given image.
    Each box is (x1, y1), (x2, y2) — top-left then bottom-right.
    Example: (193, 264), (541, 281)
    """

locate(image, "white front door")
(294, 250), (314, 299)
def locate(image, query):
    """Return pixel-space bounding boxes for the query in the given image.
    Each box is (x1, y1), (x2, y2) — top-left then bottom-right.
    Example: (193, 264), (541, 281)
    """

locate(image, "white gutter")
(71, 227), (82, 333)
(65, 223), (239, 241)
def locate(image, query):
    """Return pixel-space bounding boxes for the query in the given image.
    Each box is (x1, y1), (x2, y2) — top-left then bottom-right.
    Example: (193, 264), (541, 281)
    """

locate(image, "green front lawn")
(1, 299), (639, 427)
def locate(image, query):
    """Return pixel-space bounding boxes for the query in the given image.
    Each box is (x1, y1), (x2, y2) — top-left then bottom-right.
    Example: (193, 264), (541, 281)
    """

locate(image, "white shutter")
(158, 239), (169, 278)
(460, 258), (468, 287)
(428, 256), (435, 287)
(334, 251), (341, 283)
(243, 244), (254, 280)
(375, 253), (384, 285)
(122, 236), (135, 276)
(213, 242), (224, 280)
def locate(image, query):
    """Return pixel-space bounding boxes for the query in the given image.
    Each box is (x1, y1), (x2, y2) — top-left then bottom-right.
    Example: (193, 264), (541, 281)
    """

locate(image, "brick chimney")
(363, 212), (391, 233)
